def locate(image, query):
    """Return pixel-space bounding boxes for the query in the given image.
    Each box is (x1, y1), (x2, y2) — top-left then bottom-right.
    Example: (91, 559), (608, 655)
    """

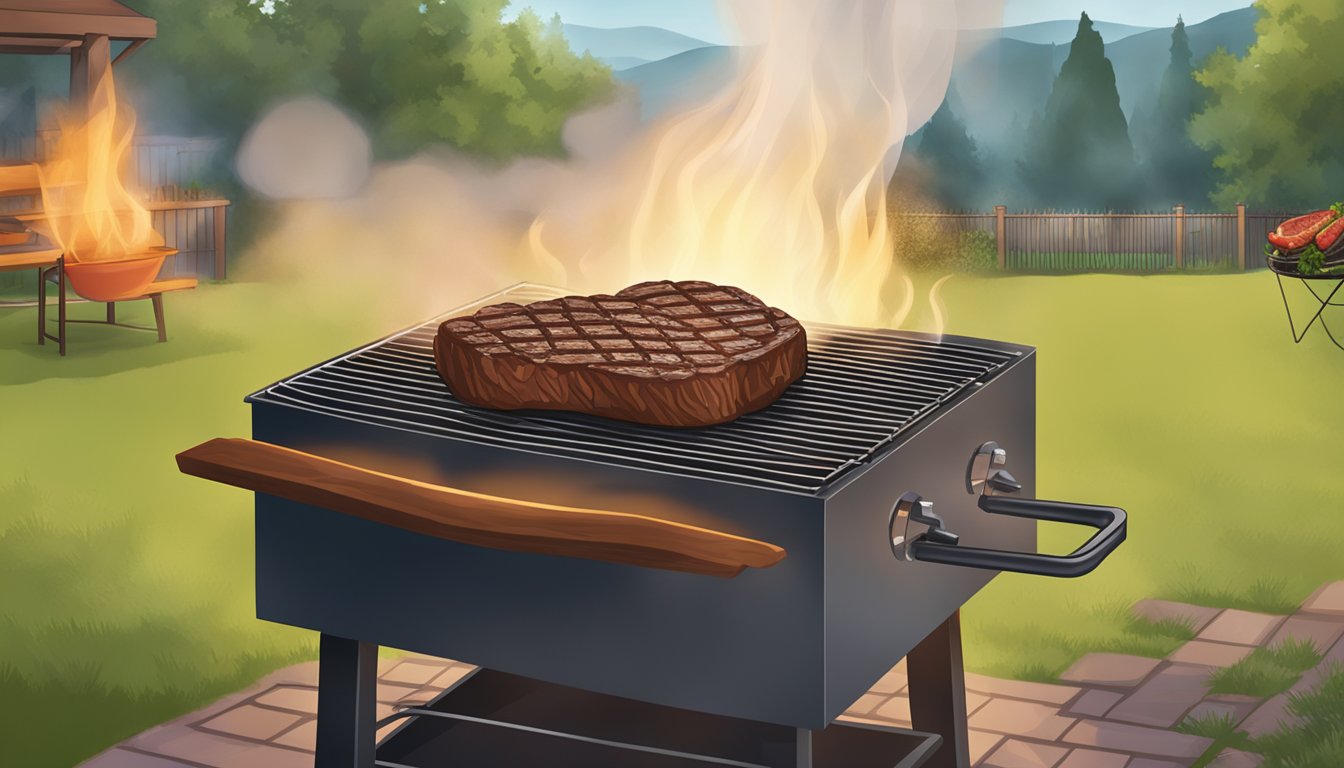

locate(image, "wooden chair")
(0, 163), (64, 350)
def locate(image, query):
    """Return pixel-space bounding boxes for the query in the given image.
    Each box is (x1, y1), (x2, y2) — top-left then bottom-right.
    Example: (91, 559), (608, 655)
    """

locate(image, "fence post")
(994, 205), (1006, 270)
(213, 204), (228, 281)
(1173, 204), (1185, 269)
(1236, 203), (1247, 270)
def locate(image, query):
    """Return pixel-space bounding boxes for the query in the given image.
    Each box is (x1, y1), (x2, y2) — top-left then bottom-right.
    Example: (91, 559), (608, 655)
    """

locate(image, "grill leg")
(795, 728), (813, 768)
(907, 611), (970, 768)
(316, 634), (378, 768)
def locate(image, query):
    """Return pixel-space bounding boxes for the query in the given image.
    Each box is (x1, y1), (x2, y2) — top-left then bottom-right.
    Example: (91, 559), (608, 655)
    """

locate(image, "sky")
(504, 1), (1254, 43)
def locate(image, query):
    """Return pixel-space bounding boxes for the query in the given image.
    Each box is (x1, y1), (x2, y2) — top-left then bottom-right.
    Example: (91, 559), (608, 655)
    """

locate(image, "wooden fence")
(892, 206), (1293, 273)
(0, 130), (231, 280)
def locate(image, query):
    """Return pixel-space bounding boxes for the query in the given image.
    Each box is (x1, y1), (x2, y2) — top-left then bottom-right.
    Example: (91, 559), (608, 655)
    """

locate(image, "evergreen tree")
(911, 92), (983, 209)
(1141, 17), (1216, 208)
(1019, 12), (1136, 209)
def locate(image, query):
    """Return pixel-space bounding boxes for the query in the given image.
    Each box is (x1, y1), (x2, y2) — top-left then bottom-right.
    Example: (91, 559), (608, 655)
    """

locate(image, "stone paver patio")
(81, 581), (1344, 768)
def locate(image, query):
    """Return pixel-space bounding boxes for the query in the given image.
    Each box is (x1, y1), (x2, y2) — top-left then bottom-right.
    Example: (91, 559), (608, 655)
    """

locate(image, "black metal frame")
(315, 617), (963, 768)
(38, 260), (171, 355)
(1272, 270), (1344, 351)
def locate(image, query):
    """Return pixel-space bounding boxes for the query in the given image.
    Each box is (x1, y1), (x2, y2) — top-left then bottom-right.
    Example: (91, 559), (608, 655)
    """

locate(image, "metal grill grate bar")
(249, 286), (1024, 493)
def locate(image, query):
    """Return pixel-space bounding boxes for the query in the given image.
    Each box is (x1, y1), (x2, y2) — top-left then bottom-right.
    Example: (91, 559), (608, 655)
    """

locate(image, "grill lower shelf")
(375, 669), (941, 768)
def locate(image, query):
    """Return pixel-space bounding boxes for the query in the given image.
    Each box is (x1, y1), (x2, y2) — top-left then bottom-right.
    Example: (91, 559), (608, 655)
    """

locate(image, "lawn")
(2, 270), (1343, 765)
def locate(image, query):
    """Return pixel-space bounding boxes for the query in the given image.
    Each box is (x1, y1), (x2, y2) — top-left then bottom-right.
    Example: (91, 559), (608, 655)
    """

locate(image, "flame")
(39, 66), (158, 263)
(516, 0), (966, 328)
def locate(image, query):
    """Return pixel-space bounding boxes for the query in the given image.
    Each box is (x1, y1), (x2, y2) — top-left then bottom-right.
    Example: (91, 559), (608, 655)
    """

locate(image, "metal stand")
(1274, 272), (1344, 350)
(316, 634), (379, 768)
(907, 612), (970, 768)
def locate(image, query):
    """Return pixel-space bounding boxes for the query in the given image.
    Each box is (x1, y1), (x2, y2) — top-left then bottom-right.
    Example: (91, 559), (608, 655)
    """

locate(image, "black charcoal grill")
(178, 283), (1126, 768)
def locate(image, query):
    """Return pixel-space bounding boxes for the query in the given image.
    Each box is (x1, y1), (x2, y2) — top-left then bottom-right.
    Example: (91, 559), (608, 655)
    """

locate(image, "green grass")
(915, 271), (1344, 681)
(1252, 666), (1344, 768)
(4, 270), (1344, 764)
(1209, 640), (1323, 698)
(1177, 713), (1247, 768)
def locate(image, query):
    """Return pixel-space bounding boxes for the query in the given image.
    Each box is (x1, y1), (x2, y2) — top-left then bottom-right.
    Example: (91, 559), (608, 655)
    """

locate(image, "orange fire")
(39, 67), (159, 263)
(515, 0), (967, 330)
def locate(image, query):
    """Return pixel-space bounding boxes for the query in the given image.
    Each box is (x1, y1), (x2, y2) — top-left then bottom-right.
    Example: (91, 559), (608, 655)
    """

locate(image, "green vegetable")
(1298, 243), (1327, 274)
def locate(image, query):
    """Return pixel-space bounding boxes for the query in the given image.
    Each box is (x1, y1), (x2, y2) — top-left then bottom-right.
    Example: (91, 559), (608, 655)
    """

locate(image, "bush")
(892, 215), (998, 273)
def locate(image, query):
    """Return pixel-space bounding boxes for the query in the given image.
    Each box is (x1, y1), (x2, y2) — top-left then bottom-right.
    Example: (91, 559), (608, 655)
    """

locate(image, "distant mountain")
(990, 19), (1156, 45)
(607, 7), (1261, 134)
(562, 24), (711, 66)
(602, 56), (652, 71)
(617, 46), (735, 120)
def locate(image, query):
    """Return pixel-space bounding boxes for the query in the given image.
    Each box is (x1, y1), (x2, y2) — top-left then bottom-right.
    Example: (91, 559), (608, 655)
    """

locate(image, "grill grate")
(248, 285), (1024, 494)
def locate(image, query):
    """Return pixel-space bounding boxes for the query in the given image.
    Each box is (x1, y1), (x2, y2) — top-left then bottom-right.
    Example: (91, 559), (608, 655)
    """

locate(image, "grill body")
(247, 284), (1035, 731)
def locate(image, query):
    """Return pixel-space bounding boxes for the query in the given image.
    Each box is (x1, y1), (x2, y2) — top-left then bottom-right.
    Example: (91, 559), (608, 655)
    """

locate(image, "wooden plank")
(1237, 203), (1247, 271)
(994, 205), (1006, 270)
(0, 3), (156, 41)
(212, 204), (226, 280)
(176, 438), (788, 578)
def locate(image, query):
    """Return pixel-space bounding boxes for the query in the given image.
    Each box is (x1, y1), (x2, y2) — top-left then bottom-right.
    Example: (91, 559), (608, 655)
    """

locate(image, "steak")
(433, 281), (807, 427)
(1268, 209), (1338, 253)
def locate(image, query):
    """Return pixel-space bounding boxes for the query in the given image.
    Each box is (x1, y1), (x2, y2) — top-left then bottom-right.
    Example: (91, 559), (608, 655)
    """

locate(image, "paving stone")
(1239, 694), (1298, 737)
(965, 673), (1081, 704)
(1058, 654), (1161, 687)
(79, 748), (198, 767)
(273, 661), (320, 688)
(1168, 640), (1253, 668)
(845, 692), (887, 716)
(966, 691), (991, 715)
(271, 719), (316, 751)
(381, 659), (450, 686)
(969, 729), (1005, 764)
(1064, 689), (1123, 718)
(253, 685), (319, 715)
(1208, 748), (1264, 768)
(198, 704), (305, 742)
(1106, 663), (1212, 728)
(969, 698), (1075, 741)
(1062, 719), (1213, 759)
(1132, 599), (1223, 633)
(128, 727), (310, 768)
(982, 738), (1069, 768)
(1056, 748), (1129, 768)
(1198, 610), (1285, 646)
(1126, 760), (1186, 768)
(1300, 581), (1344, 616)
(874, 695), (911, 723)
(869, 663), (908, 695)
(430, 665), (476, 690)
(376, 682), (421, 704)
(1267, 615), (1344, 654)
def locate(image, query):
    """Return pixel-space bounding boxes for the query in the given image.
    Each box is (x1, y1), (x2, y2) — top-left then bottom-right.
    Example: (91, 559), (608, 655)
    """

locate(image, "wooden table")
(0, 241), (63, 349)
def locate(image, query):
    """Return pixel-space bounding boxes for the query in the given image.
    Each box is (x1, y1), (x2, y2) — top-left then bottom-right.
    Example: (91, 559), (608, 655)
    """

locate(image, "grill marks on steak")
(1268, 209), (1338, 253)
(433, 281), (807, 427)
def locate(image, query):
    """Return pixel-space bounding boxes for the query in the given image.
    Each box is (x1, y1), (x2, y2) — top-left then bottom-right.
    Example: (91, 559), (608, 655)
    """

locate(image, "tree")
(119, 0), (615, 160)
(1019, 13), (1137, 209)
(909, 91), (983, 209)
(1191, 0), (1344, 209)
(1138, 17), (1216, 208)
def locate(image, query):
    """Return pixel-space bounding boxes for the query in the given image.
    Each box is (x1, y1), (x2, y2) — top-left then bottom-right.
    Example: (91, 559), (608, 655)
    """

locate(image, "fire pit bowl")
(63, 247), (176, 302)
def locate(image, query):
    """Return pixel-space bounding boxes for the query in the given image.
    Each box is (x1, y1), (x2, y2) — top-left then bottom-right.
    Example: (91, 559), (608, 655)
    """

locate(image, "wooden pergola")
(0, 1), (156, 118)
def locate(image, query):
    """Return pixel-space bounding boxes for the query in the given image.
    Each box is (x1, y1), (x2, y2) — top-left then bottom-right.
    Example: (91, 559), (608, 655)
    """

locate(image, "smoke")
(238, 0), (1001, 330)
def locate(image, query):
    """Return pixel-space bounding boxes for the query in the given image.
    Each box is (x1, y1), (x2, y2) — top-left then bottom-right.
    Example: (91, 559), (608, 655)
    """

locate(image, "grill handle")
(908, 495), (1126, 578)
(176, 438), (786, 579)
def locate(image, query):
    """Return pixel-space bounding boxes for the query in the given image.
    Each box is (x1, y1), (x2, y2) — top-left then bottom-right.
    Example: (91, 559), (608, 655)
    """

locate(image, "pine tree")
(911, 92), (983, 209)
(1141, 17), (1216, 208)
(1019, 12), (1137, 209)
